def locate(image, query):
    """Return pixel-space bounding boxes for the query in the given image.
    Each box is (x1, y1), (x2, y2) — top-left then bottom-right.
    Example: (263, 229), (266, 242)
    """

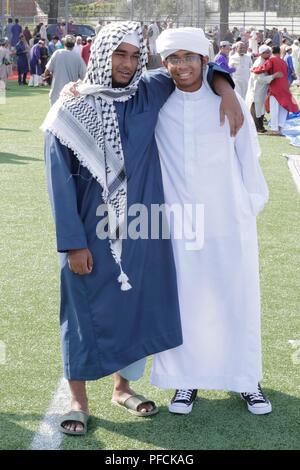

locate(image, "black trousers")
(18, 72), (27, 84)
(250, 102), (265, 131)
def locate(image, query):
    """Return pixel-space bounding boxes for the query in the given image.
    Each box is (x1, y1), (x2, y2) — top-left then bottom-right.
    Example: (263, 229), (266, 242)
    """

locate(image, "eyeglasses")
(166, 55), (201, 66)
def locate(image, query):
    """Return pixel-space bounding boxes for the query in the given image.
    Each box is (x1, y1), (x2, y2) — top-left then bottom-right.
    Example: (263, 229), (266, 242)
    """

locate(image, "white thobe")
(249, 32), (258, 54)
(208, 42), (215, 62)
(148, 23), (160, 54)
(40, 24), (48, 45)
(0, 47), (10, 83)
(74, 44), (83, 56)
(245, 56), (276, 118)
(151, 80), (269, 392)
(229, 53), (252, 98)
(269, 96), (288, 131)
(292, 44), (300, 78)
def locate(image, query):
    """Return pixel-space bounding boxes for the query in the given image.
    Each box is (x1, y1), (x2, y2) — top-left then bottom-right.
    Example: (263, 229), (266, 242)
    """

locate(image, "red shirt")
(81, 43), (91, 66)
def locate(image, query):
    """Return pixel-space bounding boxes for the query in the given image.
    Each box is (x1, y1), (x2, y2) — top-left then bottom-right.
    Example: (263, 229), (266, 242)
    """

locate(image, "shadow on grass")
(0, 152), (40, 165)
(1, 390), (299, 450)
(62, 390), (300, 450)
(0, 412), (43, 450)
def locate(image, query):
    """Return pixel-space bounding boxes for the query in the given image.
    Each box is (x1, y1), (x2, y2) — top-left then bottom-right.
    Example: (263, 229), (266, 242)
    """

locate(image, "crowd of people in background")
(1, 17), (299, 135)
(209, 25), (299, 135)
(0, 18), (94, 89)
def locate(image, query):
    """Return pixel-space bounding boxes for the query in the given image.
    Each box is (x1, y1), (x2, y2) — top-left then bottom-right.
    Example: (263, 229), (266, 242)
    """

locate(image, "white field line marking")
(284, 154), (300, 194)
(29, 377), (70, 450)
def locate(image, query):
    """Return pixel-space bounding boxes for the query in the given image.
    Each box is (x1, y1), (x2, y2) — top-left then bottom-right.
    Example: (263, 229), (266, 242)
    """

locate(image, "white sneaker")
(240, 383), (272, 415)
(168, 389), (198, 415)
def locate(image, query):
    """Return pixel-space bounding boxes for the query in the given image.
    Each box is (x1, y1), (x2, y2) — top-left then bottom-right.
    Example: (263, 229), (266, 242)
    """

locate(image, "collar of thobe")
(174, 74), (213, 101)
(174, 85), (206, 101)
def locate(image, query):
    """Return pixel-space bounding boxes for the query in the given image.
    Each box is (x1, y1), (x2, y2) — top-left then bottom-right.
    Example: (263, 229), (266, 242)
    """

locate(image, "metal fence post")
(1, 0), (6, 37)
(65, 0), (69, 24)
(263, 0), (267, 38)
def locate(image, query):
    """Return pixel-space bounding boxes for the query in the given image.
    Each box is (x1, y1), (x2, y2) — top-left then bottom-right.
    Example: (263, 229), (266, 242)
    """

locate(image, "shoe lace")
(174, 389), (194, 401)
(243, 385), (264, 401)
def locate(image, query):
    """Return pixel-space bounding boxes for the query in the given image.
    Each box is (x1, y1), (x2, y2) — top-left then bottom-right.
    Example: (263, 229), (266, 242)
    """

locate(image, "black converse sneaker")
(240, 383), (272, 415)
(168, 389), (198, 415)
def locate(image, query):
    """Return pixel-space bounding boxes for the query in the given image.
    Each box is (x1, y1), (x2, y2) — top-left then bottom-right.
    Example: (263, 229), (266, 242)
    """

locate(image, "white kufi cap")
(259, 44), (271, 54)
(156, 27), (210, 60)
(122, 31), (140, 48)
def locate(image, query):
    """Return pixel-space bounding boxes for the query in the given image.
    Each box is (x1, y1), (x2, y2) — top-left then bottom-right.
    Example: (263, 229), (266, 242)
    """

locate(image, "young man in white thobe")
(151, 27), (272, 416)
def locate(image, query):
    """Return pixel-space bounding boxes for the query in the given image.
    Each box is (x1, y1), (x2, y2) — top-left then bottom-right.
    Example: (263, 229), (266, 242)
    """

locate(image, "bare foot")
(62, 381), (89, 434)
(62, 399), (89, 433)
(113, 373), (156, 414)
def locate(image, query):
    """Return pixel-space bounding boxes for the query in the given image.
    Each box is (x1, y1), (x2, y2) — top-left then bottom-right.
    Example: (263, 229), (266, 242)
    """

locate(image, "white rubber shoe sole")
(168, 401), (195, 415)
(241, 397), (272, 415)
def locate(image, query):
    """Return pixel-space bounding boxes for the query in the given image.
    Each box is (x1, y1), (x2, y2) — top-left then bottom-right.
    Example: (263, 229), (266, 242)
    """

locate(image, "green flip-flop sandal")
(111, 394), (159, 417)
(59, 410), (89, 436)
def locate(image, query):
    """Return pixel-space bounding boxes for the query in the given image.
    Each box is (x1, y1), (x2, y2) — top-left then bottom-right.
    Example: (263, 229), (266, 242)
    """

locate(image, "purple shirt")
(214, 52), (236, 74)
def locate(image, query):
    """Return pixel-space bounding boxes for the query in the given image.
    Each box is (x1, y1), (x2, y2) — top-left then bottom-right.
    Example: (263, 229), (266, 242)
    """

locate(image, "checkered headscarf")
(42, 22), (148, 291)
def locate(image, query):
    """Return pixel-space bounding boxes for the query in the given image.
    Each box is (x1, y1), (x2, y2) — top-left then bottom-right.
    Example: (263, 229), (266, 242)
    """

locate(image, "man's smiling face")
(164, 50), (208, 93)
(112, 42), (140, 88)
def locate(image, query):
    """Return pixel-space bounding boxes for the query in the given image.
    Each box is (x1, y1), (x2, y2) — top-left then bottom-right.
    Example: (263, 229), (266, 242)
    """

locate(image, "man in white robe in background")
(291, 39), (300, 79)
(229, 41), (253, 99)
(148, 21), (160, 54)
(151, 27), (272, 416)
(249, 30), (258, 54)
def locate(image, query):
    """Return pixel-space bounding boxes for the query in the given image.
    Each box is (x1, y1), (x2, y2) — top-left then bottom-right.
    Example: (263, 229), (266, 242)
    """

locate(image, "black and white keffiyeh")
(42, 21), (148, 291)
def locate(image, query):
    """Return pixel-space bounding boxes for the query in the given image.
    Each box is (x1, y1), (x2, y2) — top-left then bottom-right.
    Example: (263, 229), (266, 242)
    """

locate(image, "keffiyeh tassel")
(118, 264), (132, 291)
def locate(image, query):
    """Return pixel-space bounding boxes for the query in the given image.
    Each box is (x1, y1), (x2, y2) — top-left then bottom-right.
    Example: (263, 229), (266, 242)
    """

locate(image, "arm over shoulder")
(141, 68), (174, 110)
(207, 62), (235, 94)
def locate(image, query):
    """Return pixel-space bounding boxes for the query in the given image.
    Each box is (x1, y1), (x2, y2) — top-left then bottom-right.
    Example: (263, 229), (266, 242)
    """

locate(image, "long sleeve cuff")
(57, 234), (88, 253)
(207, 62), (235, 95)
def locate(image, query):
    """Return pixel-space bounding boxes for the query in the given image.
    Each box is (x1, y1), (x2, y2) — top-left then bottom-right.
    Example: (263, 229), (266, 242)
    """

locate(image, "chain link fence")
(2, 1), (300, 35)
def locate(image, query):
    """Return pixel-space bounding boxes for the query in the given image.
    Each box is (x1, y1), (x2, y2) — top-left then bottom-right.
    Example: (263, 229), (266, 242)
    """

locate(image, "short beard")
(112, 79), (131, 88)
(112, 80), (127, 88)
